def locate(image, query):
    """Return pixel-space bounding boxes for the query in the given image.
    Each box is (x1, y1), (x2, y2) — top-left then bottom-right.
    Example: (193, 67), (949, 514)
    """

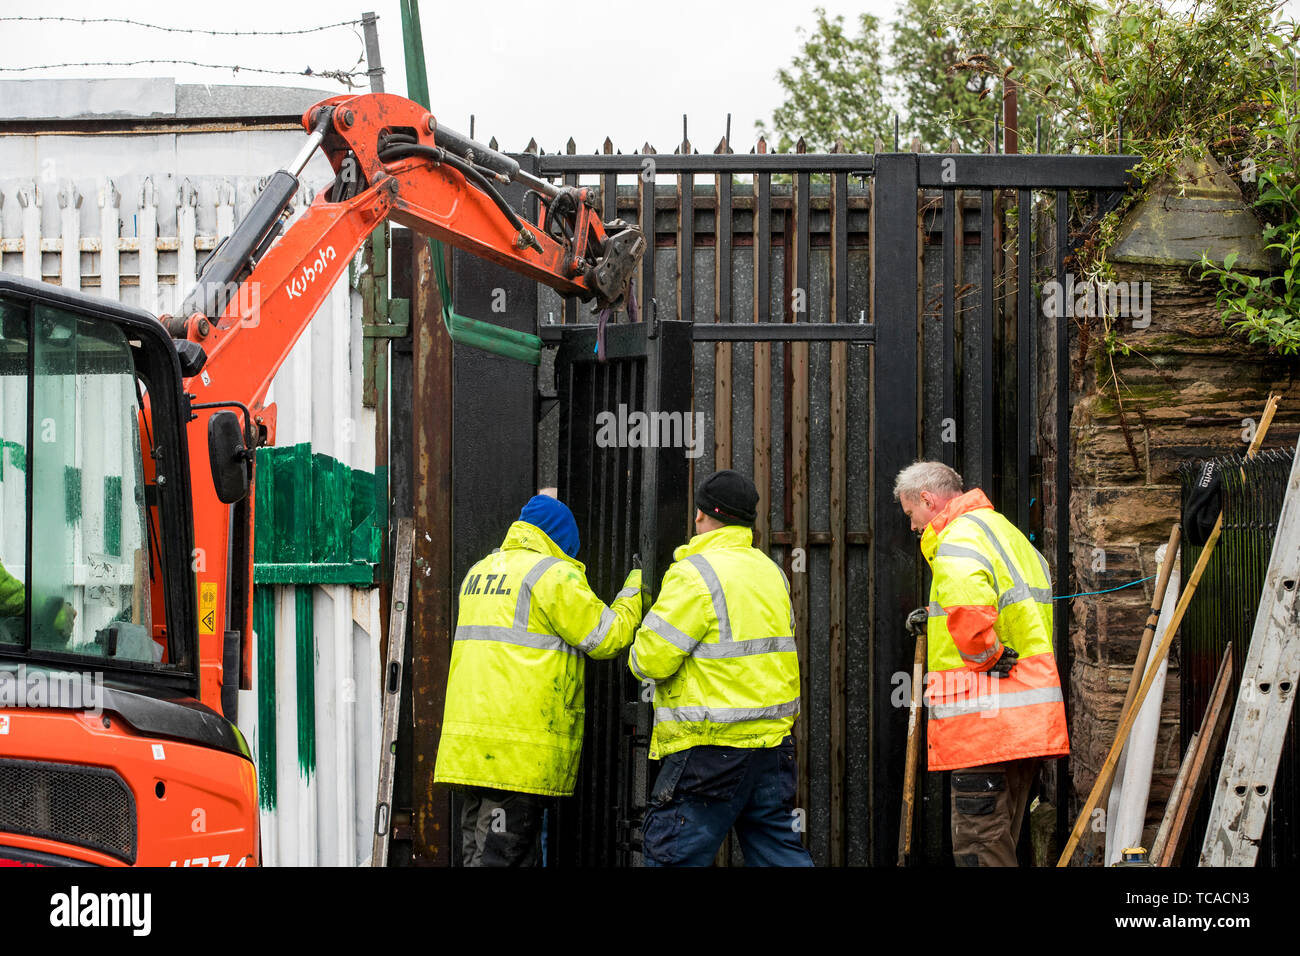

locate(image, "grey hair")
(893, 460), (963, 501)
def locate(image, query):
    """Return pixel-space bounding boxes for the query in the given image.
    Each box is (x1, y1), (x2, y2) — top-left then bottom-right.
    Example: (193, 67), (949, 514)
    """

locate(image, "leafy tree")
(761, 0), (1068, 153)
(889, 0), (1070, 152)
(758, 9), (892, 153)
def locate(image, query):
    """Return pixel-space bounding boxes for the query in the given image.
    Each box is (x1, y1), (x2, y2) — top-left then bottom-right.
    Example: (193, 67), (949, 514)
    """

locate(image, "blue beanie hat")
(519, 495), (580, 558)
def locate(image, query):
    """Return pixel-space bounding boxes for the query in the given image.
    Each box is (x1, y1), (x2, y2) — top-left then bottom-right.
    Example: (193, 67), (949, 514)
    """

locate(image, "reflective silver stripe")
(685, 554), (733, 642)
(1035, 549), (1052, 586)
(935, 543), (996, 578)
(692, 636), (797, 659)
(929, 686), (1063, 720)
(629, 646), (649, 682)
(654, 697), (801, 725)
(615, 586), (641, 600)
(997, 583), (1054, 610)
(959, 644), (1000, 665)
(514, 556), (561, 629)
(960, 514), (1019, 585)
(643, 612), (700, 654)
(958, 515), (1054, 610)
(927, 602), (947, 618)
(577, 607), (617, 654)
(454, 623), (578, 656)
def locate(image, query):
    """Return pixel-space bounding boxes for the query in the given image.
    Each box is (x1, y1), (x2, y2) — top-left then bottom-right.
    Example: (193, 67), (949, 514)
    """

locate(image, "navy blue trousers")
(641, 737), (814, 867)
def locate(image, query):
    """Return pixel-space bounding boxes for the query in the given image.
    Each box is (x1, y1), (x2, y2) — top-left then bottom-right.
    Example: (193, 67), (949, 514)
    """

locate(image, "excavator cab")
(0, 274), (198, 681)
(0, 274), (256, 868)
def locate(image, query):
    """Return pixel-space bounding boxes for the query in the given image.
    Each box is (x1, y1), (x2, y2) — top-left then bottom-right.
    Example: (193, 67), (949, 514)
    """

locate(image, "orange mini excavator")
(0, 92), (643, 866)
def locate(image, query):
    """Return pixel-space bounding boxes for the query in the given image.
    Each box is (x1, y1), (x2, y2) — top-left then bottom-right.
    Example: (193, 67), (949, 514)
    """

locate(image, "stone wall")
(1066, 184), (1300, 861)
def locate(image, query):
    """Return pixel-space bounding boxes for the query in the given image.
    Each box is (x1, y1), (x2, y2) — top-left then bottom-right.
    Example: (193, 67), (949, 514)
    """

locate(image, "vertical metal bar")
(870, 154), (920, 866)
(1017, 189), (1032, 531)
(1054, 188), (1072, 834)
(941, 189), (956, 468)
(977, 191), (998, 496)
(829, 169), (849, 867)
(563, 170), (579, 324)
(715, 165), (733, 470)
(361, 11), (385, 93)
(638, 148), (657, 316)
(677, 165), (694, 323)
(753, 170), (773, 554)
(790, 168), (811, 831)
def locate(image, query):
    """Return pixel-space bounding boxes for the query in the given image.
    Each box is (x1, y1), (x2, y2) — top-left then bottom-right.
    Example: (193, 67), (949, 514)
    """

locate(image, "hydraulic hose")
(378, 142), (525, 234)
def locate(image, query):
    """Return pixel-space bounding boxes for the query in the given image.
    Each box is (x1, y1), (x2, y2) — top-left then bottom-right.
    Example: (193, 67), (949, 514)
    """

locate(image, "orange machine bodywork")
(171, 91), (621, 713)
(2, 92), (635, 866)
(0, 709), (257, 867)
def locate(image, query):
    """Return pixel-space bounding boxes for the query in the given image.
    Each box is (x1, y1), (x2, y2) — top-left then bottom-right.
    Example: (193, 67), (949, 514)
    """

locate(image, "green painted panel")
(253, 447), (275, 565)
(0, 440), (26, 478)
(103, 475), (121, 556)
(252, 444), (380, 585)
(294, 586), (315, 777)
(253, 562), (374, 586)
(253, 585), (277, 811)
(63, 465), (81, 523)
(273, 444), (311, 565)
(311, 453), (347, 564)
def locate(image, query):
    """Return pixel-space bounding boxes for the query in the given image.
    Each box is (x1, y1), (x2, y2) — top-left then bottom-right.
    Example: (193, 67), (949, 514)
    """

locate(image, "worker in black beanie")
(694, 469), (759, 526)
(628, 469), (812, 866)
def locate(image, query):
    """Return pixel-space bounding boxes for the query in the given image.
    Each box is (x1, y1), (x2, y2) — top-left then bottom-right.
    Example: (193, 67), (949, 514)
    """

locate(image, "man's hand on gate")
(989, 645), (1018, 677)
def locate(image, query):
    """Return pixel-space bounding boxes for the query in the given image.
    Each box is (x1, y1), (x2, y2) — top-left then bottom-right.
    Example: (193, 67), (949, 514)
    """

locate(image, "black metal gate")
(546, 319), (692, 866)
(438, 145), (1138, 866)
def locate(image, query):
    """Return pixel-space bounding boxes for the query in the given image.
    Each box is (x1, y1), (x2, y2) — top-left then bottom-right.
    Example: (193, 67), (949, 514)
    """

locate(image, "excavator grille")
(0, 759), (137, 863)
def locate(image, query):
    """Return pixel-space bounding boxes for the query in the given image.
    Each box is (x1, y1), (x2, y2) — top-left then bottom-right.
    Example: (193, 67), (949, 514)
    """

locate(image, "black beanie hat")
(696, 469), (759, 526)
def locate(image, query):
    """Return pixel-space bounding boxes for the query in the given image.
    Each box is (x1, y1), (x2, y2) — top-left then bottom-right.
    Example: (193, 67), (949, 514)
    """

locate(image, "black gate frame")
(434, 147), (1137, 866)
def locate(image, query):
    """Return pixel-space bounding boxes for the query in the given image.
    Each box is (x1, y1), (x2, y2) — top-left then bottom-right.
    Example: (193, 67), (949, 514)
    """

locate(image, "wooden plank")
(828, 167), (849, 866)
(790, 161), (811, 828)
(1155, 645), (1234, 866)
(753, 161), (772, 555)
(714, 146), (733, 471)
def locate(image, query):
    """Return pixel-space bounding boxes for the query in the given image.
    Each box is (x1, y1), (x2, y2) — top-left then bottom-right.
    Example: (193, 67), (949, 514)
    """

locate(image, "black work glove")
(989, 645), (1019, 678)
(905, 607), (928, 637)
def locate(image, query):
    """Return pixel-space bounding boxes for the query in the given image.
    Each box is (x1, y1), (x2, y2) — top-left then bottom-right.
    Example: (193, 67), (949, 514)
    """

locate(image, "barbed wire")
(0, 57), (367, 88)
(0, 16), (364, 36)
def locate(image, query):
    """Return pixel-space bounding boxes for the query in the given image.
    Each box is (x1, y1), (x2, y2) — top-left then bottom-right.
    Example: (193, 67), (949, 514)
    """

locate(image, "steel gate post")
(870, 154), (923, 866)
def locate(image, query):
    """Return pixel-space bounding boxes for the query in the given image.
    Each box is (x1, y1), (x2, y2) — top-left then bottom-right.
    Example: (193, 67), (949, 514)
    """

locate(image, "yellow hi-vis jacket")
(628, 524), (801, 760)
(433, 521), (643, 797)
(920, 489), (1070, 772)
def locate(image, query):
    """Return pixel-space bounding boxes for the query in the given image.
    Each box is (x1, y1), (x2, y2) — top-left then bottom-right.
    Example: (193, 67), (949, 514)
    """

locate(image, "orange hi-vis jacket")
(920, 489), (1070, 772)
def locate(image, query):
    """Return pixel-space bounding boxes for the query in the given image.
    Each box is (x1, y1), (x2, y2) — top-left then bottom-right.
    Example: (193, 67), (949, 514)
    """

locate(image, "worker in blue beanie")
(435, 491), (644, 866)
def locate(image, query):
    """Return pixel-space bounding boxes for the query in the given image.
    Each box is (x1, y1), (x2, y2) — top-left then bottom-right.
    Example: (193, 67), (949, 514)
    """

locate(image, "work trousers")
(458, 786), (545, 867)
(949, 758), (1039, 867)
(640, 736), (814, 867)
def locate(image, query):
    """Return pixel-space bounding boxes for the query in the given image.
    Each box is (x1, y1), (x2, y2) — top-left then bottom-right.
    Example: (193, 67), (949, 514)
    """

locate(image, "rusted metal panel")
(409, 238), (454, 864)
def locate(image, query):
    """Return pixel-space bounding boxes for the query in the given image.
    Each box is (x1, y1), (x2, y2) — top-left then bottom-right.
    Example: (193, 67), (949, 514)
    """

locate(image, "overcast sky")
(4, 0), (1298, 154)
